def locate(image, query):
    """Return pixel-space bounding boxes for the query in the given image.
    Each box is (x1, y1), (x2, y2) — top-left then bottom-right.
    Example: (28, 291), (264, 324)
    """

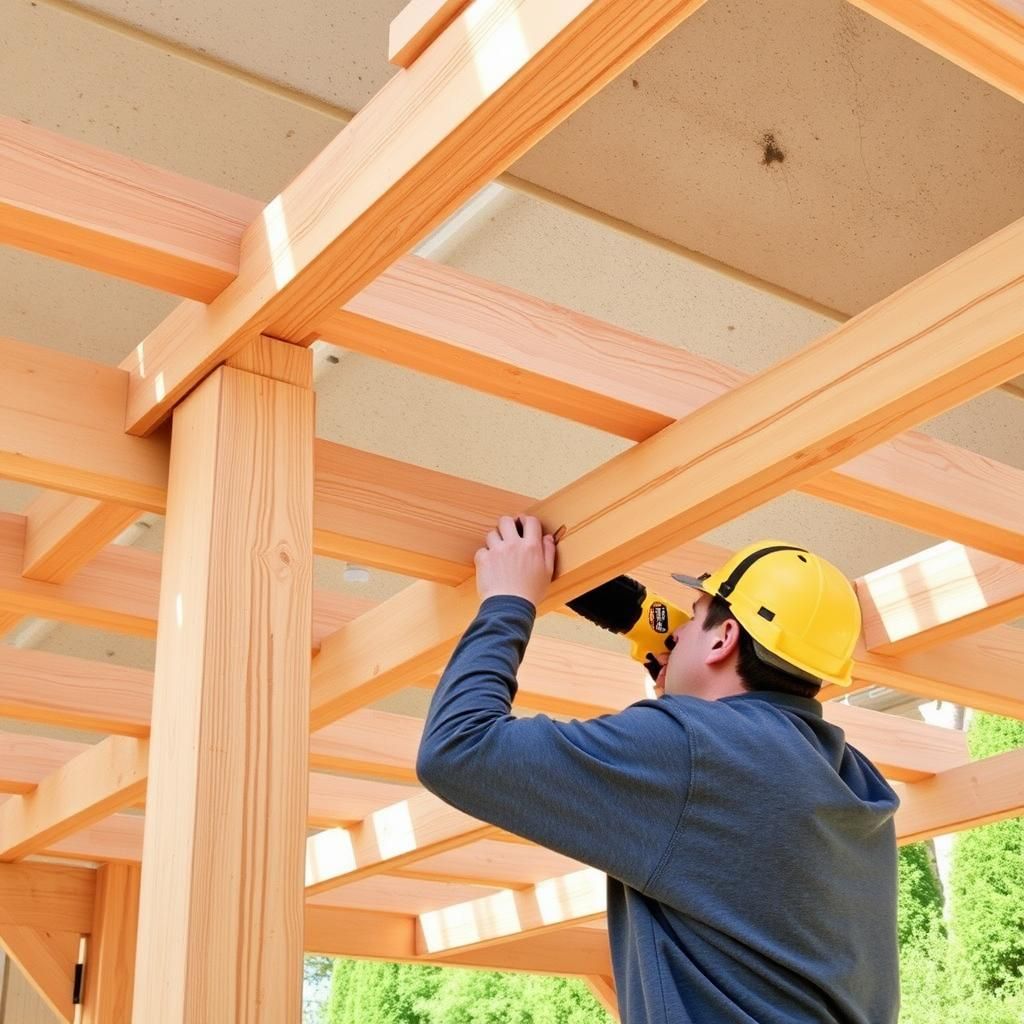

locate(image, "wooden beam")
(305, 790), (500, 895)
(844, 0), (1024, 104)
(81, 863), (140, 1024)
(327, 255), (1024, 561)
(0, 115), (261, 301)
(133, 353), (313, 1022)
(304, 905), (612, 975)
(22, 491), (139, 584)
(0, 925), (78, 1023)
(0, 736), (148, 861)
(859, 543), (1024, 653)
(854, 625), (1024, 719)
(896, 747), (1024, 843)
(389, 0), (472, 67)
(417, 866), (607, 956)
(0, 863), (95, 933)
(583, 976), (619, 1019)
(120, 0), (713, 435)
(309, 213), (1024, 726)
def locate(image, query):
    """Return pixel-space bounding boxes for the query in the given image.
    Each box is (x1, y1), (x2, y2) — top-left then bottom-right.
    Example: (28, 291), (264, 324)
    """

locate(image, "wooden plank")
(417, 867), (607, 955)
(854, 625), (1024, 718)
(0, 512), (370, 644)
(0, 736), (148, 861)
(309, 212), (1024, 726)
(584, 976), (619, 1019)
(0, 925), (77, 1023)
(305, 790), (499, 895)
(133, 357), (313, 1023)
(120, 0), (713, 435)
(859, 543), (1024, 653)
(0, 733), (88, 794)
(896, 746), (1024, 843)
(327, 255), (1024, 561)
(0, 863), (95, 933)
(844, 0), (1024, 103)
(0, 115), (261, 301)
(389, 0), (472, 67)
(22, 491), (139, 584)
(304, 906), (612, 975)
(0, 336), (169, 510)
(81, 863), (140, 1024)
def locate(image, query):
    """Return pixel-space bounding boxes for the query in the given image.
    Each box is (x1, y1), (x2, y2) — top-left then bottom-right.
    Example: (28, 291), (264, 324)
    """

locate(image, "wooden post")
(131, 339), (314, 1023)
(82, 863), (141, 1024)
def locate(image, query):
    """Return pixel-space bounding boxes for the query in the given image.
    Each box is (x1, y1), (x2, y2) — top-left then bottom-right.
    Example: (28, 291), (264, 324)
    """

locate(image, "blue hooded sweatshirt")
(417, 596), (901, 1024)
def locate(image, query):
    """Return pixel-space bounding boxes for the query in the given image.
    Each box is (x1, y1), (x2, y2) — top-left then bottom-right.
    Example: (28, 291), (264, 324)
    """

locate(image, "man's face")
(653, 592), (712, 698)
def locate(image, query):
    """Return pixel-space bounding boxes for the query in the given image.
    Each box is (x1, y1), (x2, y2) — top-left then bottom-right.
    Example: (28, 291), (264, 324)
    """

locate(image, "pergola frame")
(1, 0), (1023, 1020)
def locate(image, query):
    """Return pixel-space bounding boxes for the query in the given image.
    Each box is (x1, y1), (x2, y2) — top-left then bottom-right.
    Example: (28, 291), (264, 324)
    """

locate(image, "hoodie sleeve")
(416, 595), (693, 893)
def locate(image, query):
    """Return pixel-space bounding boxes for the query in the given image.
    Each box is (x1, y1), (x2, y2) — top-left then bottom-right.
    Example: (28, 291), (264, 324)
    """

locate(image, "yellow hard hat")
(672, 542), (862, 687)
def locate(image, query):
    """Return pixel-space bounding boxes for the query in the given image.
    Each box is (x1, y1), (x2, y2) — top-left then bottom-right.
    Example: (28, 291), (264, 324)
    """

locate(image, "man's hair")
(701, 595), (821, 699)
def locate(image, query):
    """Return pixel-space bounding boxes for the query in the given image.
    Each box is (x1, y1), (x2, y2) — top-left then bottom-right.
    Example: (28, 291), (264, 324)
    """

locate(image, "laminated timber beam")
(388, 0), (473, 68)
(0, 116), (261, 301)
(133, 347), (314, 1023)
(0, 862), (94, 933)
(844, 0), (1024, 104)
(119, 0), (714, 436)
(309, 214), (1024, 726)
(322, 255), (1024, 561)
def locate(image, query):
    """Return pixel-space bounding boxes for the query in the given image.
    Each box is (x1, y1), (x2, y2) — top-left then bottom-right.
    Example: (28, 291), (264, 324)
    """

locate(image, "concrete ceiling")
(1, 0), (1021, 712)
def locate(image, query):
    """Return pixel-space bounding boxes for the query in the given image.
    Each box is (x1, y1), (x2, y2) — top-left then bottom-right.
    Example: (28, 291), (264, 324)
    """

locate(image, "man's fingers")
(485, 529), (501, 550)
(497, 516), (520, 542)
(522, 516), (542, 544)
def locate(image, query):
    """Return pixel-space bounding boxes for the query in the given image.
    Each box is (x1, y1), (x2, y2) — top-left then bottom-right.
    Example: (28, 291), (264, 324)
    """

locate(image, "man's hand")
(475, 515), (557, 607)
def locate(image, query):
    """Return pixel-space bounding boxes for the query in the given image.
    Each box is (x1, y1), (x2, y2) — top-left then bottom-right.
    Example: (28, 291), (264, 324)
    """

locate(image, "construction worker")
(416, 516), (900, 1024)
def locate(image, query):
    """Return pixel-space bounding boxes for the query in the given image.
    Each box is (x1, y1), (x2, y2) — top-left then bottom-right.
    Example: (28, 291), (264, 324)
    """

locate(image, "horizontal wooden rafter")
(324, 255), (1024, 561)
(0, 736), (148, 861)
(120, 0), (714, 435)
(0, 862), (95, 932)
(844, 0), (1024, 104)
(858, 542), (1024, 654)
(0, 116), (262, 302)
(310, 212), (1024, 726)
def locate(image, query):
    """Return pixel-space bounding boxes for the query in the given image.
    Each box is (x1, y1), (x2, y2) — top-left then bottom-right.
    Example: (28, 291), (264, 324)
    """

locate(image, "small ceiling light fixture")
(343, 565), (371, 584)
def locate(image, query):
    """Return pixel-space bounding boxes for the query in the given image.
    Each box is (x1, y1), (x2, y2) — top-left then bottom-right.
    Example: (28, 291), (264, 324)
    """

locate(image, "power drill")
(568, 576), (690, 680)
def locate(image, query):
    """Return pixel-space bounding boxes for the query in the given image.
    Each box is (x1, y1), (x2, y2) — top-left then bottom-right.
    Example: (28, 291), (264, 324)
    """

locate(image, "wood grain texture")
(82, 863), (140, 1024)
(0, 735), (148, 861)
(133, 361), (313, 1023)
(858, 542), (1024, 653)
(22, 491), (140, 584)
(0, 863), (94, 933)
(896, 746), (1024, 843)
(583, 976), (619, 1019)
(0, 733), (89, 794)
(329, 254), (1024, 560)
(310, 213), (1024, 727)
(225, 334), (313, 387)
(0, 336), (169, 510)
(389, 0), (472, 67)
(120, 0), (713, 435)
(417, 867), (607, 955)
(845, 0), (1024, 103)
(305, 790), (499, 895)
(0, 115), (261, 301)
(0, 925), (77, 1022)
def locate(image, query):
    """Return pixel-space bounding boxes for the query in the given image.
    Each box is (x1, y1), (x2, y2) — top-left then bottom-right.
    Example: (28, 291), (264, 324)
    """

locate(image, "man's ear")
(705, 618), (741, 665)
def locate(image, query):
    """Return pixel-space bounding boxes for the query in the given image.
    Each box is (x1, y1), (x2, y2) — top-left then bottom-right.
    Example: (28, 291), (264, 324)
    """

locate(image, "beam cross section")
(132, 340), (314, 1024)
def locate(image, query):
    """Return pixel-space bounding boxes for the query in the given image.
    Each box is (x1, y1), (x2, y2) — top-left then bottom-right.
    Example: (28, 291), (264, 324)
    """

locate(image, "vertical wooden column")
(132, 338), (314, 1023)
(83, 863), (141, 1024)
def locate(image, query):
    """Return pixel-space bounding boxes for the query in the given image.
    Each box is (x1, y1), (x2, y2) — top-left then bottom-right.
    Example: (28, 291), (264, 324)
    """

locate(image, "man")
(416, 516), (900, 1023)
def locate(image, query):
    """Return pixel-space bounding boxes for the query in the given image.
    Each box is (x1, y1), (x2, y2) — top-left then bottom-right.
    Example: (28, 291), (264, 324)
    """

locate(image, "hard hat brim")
(671, 573), (710, 593)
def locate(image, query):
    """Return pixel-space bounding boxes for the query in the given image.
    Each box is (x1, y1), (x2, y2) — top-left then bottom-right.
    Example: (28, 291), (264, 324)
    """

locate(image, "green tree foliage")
(322, 959), (612, 1024)
(897, 842), (944, 950)
(947, 712), (1024, 995)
